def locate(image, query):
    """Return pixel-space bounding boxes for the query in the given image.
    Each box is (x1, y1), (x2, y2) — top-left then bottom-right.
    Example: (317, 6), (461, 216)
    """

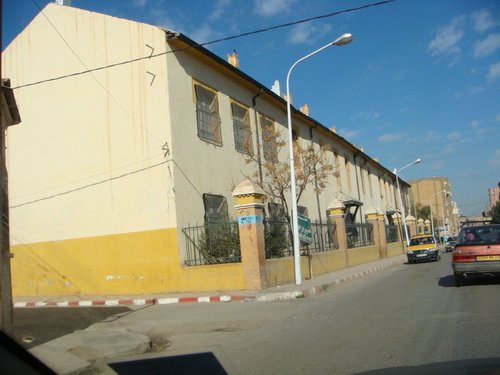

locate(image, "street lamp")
(286, 33), (352, 286)
(395, 158), (421, 246)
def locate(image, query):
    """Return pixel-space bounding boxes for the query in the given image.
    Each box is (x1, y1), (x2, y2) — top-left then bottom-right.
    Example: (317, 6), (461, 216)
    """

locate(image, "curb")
(14, 256), (406, 309)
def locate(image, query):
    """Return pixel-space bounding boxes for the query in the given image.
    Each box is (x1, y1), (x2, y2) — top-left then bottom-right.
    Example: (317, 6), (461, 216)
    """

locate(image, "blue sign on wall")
(238, 215), (263, 225)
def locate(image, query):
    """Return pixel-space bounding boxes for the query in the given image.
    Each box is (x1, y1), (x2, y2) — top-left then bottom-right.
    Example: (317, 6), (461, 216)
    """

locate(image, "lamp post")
(286, 33), (352, 286)
(395, 158), (421, 246)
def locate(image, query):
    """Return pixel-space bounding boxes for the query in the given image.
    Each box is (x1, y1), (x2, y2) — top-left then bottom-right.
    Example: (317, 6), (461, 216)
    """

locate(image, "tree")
(415, 203), (431, 221)
(244, 130), (335, 222)
(488, 201), (500, 224)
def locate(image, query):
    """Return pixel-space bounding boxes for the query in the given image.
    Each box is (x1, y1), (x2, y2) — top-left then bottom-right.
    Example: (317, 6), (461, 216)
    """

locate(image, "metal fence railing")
(264, 219), (339, 258)
(345, 223), (374, 248)
(385, 225), (399, 243)
(182, 222), (241, 266)
(309, 221), (339, 252)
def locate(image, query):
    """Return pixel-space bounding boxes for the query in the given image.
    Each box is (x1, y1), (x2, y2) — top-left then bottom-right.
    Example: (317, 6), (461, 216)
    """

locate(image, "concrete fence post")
(406, 215), (416, 238)
(232, 179), (267, 290)
(327, 199), (348, 266)
(377, 209), (388, 257)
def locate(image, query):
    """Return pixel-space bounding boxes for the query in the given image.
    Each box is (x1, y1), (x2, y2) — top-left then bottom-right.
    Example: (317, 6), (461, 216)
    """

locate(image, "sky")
(2, 0), (500, 216)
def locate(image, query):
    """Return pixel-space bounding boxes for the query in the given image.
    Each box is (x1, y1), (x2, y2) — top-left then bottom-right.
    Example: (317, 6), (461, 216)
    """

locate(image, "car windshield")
(409, 237), (435, 246)
(457, 225), (500, 245)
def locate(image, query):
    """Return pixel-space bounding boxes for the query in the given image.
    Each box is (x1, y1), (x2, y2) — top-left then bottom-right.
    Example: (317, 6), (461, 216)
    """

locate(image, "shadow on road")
(438, 274), (500, 288)
(353, 357), (500, 375)
(12, 306), (132, 349)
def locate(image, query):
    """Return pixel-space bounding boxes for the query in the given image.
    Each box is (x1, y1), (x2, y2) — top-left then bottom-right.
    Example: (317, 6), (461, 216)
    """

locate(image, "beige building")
(3, 4), (410, 297)
(409, 177), (459, 237)
(487, 183), (500, 213)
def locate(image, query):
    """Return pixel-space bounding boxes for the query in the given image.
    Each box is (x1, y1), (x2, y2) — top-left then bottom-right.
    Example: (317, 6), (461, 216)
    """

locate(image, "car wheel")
(454, 272), (465, 287)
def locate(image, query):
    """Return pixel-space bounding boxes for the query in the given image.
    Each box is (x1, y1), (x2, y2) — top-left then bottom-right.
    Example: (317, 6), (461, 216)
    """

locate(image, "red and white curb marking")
(13, 295), (255, 308)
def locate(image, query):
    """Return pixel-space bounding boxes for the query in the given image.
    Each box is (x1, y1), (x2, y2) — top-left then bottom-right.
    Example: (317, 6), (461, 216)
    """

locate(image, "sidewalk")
(22, 254), (407, 374)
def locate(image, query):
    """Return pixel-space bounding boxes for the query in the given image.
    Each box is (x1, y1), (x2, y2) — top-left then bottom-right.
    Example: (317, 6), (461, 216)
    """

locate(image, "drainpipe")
(252, 88), (264, 186)
(353, 153), (363, 223)
(309, 126), (323, 224)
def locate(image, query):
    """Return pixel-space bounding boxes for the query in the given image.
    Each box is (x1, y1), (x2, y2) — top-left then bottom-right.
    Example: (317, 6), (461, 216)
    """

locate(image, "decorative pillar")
(417, 218), (424, 235)
(327, 199), (348, 265)
(424, 219), (431, 235)
(232, 179), (267, 290)
(406, 215), (416, 238)
(366, 207), (386, 257)
(377, 209), (388, 257)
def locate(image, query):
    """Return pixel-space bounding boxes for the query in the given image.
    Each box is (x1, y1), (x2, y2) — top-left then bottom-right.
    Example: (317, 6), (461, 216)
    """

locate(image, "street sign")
(297, 213), (312, 244)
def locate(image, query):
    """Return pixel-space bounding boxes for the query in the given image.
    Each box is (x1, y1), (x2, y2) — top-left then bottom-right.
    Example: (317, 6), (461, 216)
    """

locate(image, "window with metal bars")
(203, 193), (229, 223)
(260, 114), (277, 162)
(195, 83), (222, 145)
(231, 101), (253, 155)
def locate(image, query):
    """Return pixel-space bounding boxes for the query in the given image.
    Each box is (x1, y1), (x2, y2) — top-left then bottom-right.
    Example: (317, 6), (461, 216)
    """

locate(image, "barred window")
(231, 102), (253, 154)
(260, 115), (277, 162)
(203, 193), (228, 223)
(195, 83), (221, 145)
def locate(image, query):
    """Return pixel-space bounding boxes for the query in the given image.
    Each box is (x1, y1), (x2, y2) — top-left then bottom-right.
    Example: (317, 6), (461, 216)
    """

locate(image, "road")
(11, 306), (131, 349)
(106, 252), (500, 374)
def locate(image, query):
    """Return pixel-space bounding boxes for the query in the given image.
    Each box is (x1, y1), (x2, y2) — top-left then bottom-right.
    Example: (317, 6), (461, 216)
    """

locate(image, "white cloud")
(474, 33), (500, 58)
(487, 61), (500, 82)
(428, 16), (465, 58)
(351, 111), (381, 121)
(209, 0), (231, 21)
(471, 9), (497, 32)
(189, 23), (218, 43)
(423, 130), (441, 142)
(378, 133), (401, 143)
(288, 23), (332, 45)
(490, 149), (500, 167)
(133, 0), (147, 7)
(447, 131), (461, 141)
(495, 114), (500, 122)
(338, 129), (359, 139)
(469, 120), (480, 128)
(253, 0), (297, 17)
(429, 161), (445, 171)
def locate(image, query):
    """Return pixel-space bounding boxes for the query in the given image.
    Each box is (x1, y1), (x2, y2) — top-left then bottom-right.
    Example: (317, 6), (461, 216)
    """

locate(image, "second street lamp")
(286, 33), (353, 286)
(395, 158), (421, 246)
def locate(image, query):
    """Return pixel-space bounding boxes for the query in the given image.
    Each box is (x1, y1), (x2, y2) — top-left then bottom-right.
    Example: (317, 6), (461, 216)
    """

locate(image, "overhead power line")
(12, 0), (396, 90)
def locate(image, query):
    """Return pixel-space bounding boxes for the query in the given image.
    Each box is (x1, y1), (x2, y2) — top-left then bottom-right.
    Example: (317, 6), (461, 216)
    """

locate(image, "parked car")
(452, 224), (500, 287)
(444, 236), (456, 252)
(407, 235), (440, 263)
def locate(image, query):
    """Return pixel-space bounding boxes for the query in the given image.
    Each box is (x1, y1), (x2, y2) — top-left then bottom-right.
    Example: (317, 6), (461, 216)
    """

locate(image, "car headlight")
(407, 251), (413, 254)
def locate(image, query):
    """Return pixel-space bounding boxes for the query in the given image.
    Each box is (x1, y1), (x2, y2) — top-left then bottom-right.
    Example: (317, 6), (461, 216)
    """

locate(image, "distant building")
(487, 182), (500, 213)
(408, 177), (459, 237)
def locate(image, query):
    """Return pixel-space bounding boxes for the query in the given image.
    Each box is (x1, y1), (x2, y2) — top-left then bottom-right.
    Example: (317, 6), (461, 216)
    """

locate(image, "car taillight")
(452, 250), (476, 262)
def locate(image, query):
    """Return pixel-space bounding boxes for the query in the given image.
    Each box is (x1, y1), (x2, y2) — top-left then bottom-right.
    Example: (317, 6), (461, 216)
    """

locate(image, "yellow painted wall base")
(387, 242), (405, 257)
(12, 228), (405, 298)
(11, 228), (244, 298)
(348, 245), (380, 266)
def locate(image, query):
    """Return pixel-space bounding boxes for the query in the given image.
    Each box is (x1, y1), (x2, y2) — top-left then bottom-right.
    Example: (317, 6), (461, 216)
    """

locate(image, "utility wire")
(10, 157), (204, 208)
(12, 0), (396, 90)
(10, 160), (170, 208)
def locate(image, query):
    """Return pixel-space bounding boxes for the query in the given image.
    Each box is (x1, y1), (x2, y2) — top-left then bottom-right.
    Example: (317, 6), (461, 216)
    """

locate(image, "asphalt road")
(11, 306), (132, 349)
(107, 252), (500, 374)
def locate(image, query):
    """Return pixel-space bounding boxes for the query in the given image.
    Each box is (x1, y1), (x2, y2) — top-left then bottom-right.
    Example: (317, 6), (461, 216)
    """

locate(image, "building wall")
(3, 4), (410, 297)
